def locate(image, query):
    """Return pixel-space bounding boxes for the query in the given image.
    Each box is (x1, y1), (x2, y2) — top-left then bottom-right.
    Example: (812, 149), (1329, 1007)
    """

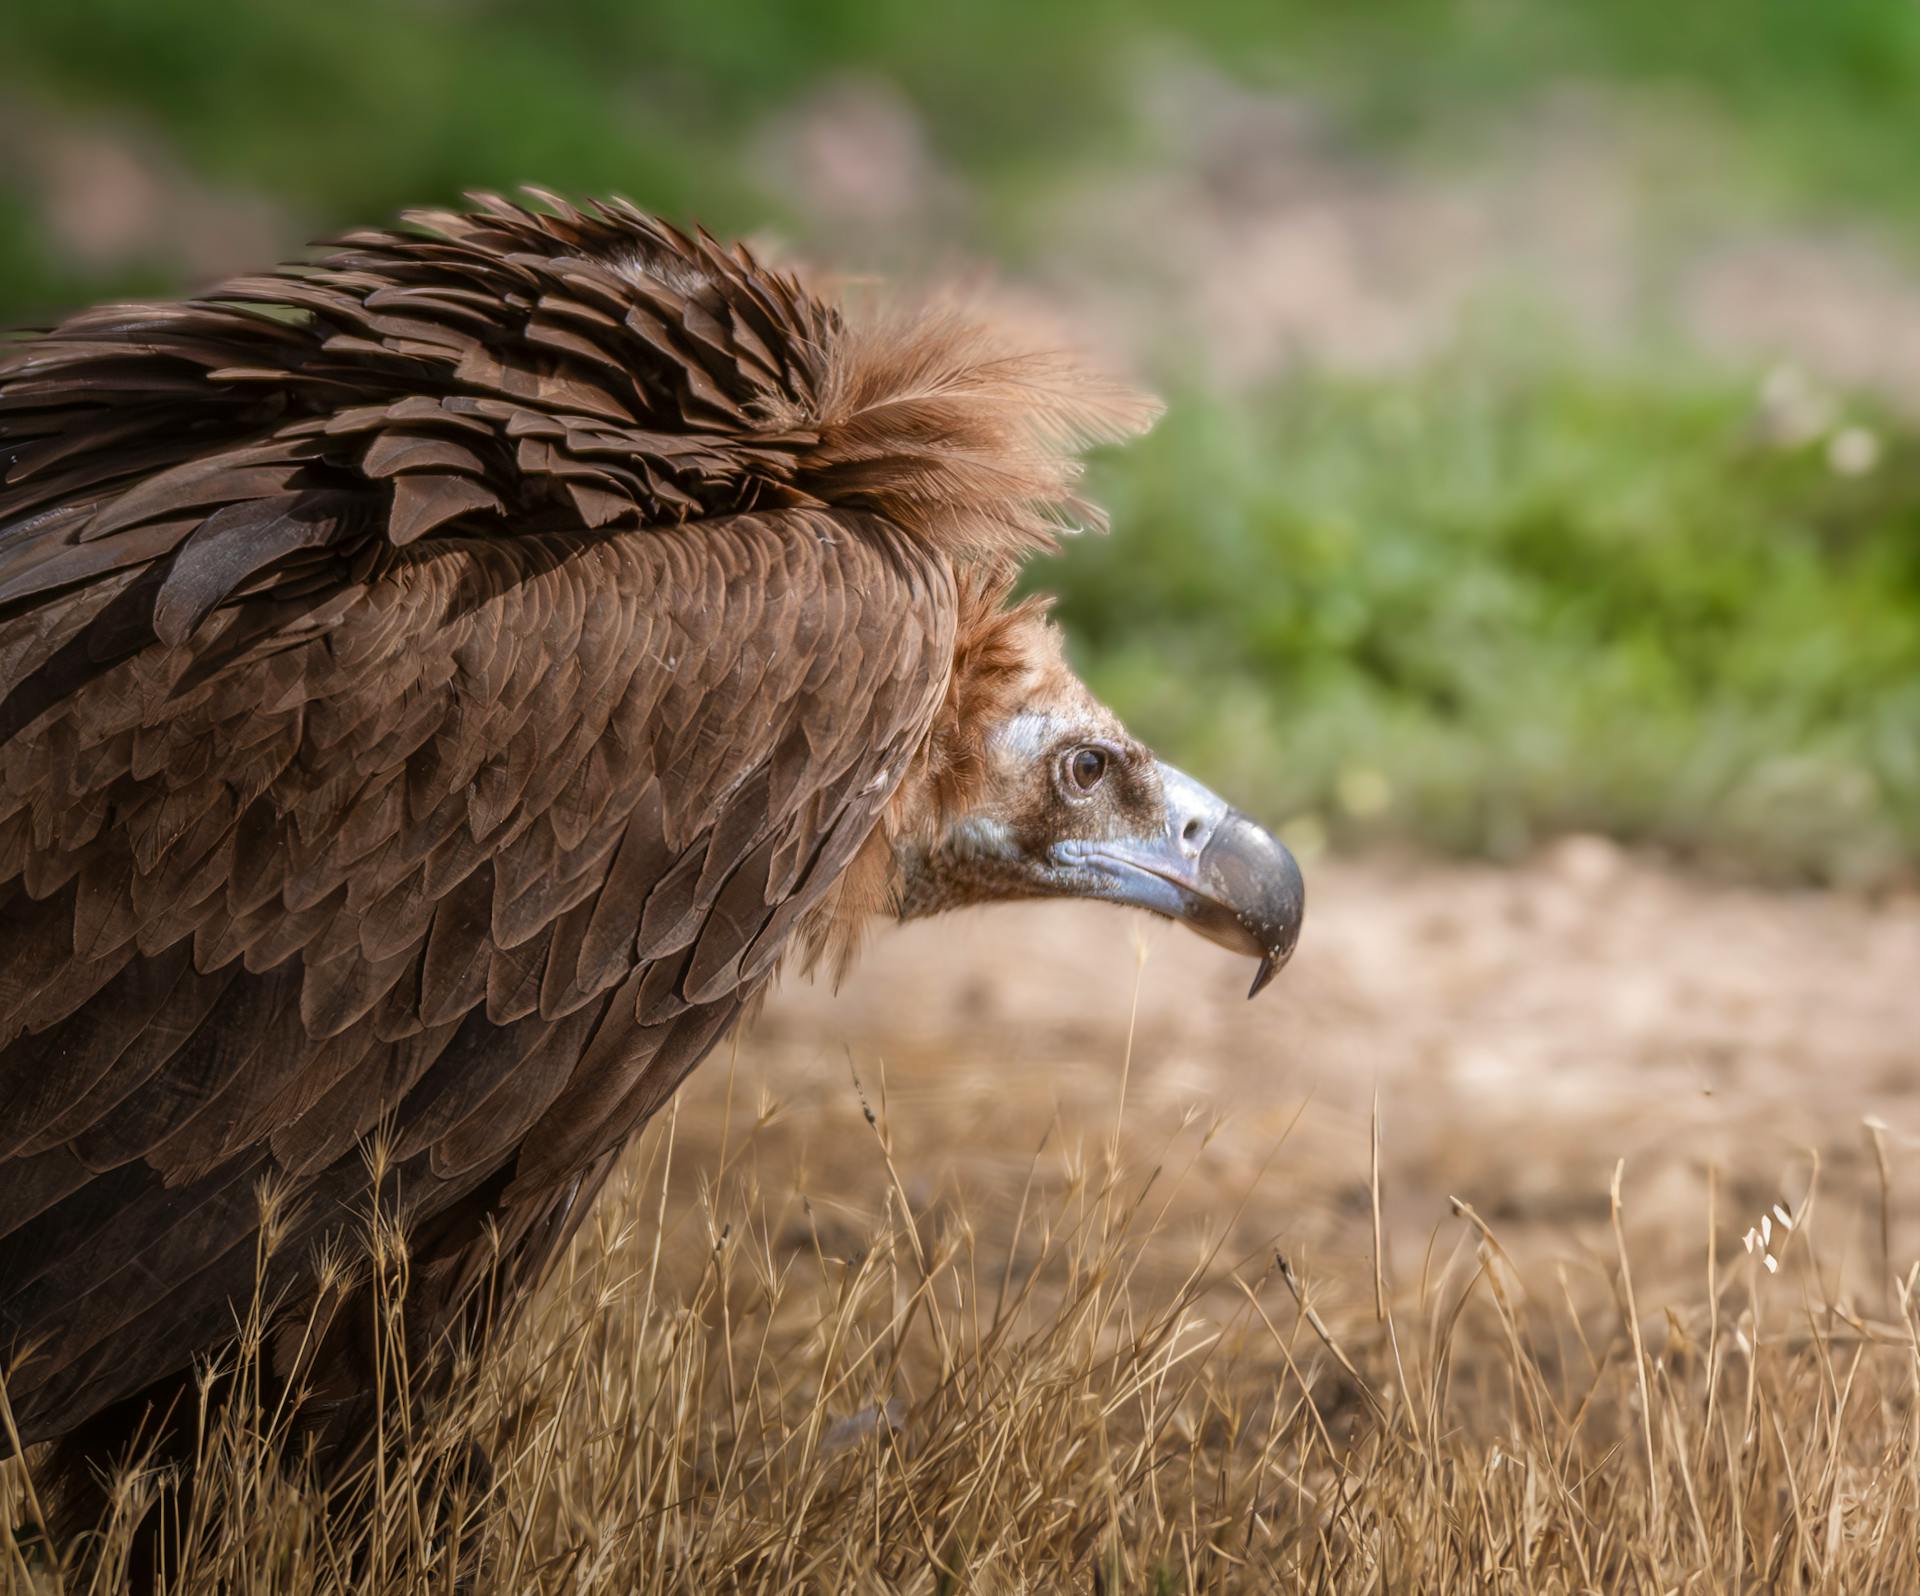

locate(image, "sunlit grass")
(10, 1048), (1920, 1593)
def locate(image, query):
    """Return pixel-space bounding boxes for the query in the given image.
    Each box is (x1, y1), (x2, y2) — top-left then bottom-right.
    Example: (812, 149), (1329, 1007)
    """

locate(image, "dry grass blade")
(6, 1047), (1920, 1593)
(1610, 1159), (1662, 1543)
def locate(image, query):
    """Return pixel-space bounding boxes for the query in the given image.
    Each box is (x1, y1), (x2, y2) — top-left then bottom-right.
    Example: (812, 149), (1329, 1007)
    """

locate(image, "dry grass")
(8, 1030), (1920, 1593)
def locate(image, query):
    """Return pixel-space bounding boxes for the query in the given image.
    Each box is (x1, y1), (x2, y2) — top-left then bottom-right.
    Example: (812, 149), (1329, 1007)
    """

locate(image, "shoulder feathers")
(0, 192), (1154, 1455)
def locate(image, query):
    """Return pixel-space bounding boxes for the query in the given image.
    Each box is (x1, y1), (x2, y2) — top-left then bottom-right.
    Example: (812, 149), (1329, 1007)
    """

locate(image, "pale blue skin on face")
(898, 701), (1303, 996)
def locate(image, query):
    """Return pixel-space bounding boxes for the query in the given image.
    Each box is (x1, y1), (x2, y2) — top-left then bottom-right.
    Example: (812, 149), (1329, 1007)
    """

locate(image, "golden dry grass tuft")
(8, 1046), (1920, 1595)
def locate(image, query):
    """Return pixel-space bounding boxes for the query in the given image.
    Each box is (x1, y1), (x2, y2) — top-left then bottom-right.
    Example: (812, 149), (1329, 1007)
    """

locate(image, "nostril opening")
(1181, 817), (1204, 846)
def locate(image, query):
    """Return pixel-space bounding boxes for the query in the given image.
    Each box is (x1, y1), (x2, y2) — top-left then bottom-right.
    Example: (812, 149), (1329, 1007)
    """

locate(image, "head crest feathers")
(808, 304), (1160, 564)
(0, 191), (1157, 619)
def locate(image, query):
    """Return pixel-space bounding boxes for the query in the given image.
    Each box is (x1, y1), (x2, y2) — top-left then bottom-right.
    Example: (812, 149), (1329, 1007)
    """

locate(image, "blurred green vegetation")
(10, 0), (1920, 313)
(5, 0), (1920, 882)
(1057, 359), (1920, 884)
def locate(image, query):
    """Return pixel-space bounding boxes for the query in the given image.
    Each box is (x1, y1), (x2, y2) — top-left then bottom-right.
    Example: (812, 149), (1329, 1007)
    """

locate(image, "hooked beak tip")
(1194, 806), (1303, 998)
(1248, 953), (1282, 1000)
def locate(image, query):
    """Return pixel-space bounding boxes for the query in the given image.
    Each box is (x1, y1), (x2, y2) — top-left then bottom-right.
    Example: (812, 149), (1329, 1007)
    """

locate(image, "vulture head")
(0, 191), (1303, 1543)
(889, 600), (1303, 995)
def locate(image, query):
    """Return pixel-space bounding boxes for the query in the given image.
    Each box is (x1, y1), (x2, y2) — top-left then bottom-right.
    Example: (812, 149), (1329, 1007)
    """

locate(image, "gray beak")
(1054, 762), (1305, 998)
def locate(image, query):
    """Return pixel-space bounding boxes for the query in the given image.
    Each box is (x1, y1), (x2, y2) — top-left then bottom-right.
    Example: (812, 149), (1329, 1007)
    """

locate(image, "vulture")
(0, 193), (1302, 1529)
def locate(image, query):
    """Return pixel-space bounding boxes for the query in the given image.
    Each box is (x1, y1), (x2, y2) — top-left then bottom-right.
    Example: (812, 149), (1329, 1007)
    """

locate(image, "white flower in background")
(1827, 425), (1881, 476)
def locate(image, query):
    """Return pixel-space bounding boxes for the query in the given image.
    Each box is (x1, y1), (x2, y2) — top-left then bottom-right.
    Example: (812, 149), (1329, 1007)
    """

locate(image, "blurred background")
(6, 0), (1920, 885)
(6, 1), (1920, 1281)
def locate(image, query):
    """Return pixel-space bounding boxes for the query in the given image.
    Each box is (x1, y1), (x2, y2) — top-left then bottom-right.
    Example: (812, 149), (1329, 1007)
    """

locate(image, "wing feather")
(0, 190), (1141, 1455)
(0, 506), (953, 1446)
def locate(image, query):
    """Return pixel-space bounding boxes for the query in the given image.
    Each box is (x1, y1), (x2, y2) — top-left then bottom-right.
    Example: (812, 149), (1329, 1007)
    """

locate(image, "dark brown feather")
(0, 192), (1152, 1480)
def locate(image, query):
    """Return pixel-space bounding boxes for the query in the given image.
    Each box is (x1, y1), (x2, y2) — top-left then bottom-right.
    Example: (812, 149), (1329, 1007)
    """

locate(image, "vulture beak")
(1055, 763), (1305, 998)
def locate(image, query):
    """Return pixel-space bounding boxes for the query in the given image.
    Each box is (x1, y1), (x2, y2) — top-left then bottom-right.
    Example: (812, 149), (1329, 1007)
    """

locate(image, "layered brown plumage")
(0, 192), (1156, 1475)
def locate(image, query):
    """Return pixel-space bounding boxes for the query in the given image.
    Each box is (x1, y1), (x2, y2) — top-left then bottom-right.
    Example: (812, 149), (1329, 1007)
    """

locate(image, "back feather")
(0, 192), (1157, 1467)
(1, 190), (1157, 665)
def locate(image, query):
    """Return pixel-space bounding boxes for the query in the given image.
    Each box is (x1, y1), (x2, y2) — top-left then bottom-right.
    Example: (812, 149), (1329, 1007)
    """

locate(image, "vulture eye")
(1065, 747), (1109, 793)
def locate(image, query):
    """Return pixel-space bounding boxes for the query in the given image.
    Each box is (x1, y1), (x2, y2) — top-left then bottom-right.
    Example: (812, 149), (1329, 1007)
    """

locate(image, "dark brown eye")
(1066, 747), (1108, 792)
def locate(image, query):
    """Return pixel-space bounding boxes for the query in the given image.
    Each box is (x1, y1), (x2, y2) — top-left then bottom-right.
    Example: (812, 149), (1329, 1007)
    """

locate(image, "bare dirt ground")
(688, 843), (1920, 1321)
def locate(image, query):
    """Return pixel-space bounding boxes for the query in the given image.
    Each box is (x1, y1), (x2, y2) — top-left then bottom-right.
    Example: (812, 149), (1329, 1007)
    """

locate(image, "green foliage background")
(4, 0), (1917, 882)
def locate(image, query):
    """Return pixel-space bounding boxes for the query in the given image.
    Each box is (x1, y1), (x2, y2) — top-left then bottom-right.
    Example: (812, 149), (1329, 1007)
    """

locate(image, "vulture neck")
(801, 573), (1052, 979)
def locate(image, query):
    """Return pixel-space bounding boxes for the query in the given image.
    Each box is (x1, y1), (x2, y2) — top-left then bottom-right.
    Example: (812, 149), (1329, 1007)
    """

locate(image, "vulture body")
(0, 194), (1301, 1522)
